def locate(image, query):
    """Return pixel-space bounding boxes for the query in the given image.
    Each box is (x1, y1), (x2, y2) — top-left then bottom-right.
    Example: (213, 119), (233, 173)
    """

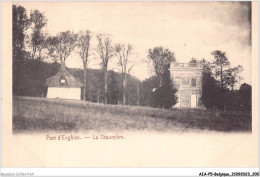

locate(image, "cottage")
(45, 63), (84, 100)
(169, 62), (203, 108)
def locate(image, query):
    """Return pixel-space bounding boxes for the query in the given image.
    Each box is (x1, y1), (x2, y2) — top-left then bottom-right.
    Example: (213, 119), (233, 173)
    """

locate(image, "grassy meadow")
(13, 96), (252, 133)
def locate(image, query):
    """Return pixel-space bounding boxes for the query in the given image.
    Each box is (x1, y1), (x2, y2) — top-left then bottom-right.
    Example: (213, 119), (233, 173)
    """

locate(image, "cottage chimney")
(61, 60), (66, 70)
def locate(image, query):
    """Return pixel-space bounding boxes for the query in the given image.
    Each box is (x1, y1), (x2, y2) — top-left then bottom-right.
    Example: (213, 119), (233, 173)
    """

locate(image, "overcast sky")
(15, 1), (252, 85)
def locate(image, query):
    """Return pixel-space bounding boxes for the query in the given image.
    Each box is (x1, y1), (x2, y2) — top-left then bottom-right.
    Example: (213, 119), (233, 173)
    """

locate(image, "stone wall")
(169, 63), (203, 108)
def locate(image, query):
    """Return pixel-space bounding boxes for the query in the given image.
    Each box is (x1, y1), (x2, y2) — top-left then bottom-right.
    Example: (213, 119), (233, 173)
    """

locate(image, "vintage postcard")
(1, 1), (259, 172)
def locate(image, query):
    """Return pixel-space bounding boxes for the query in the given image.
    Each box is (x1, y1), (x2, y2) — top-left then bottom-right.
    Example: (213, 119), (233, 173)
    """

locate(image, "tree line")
(13, 5), (137, 105)
(199, 52), (251, 112)
(13, 5), (251, 112)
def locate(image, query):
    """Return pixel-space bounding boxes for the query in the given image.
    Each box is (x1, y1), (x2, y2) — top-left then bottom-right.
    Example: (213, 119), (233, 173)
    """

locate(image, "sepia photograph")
(12, 1), (252, 133)
(1, 0), (258, 172)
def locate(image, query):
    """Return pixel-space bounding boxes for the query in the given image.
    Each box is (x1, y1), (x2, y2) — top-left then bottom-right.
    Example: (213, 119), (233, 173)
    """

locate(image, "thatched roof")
(45, 69), (85, 88)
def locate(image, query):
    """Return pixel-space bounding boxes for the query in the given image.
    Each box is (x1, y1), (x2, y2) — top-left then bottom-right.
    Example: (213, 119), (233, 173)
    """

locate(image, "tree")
(13, 5), (30, 95)
(200, 57), (230, 110)
(139, 76), (160, 106)
(77, 30), (92, 100)
(46, 31), (78, 67)
(200, 66), (222, 110)
(225, 65), (243, 90)
(115, 43), (135, 105)
(29, 10), (48, 61)
(239, 83), (251, 111)
(13, 5), (30, 60)
(211, 50), (230, 89)
(147, 46), (175, 85)
(96, 34), (114, 104)
(107, 71), (119, 104)
(151, 65), (178, 109)
(211, 50), (244, 110)
(211, 50), (243, 90)
(200, 56), (244, 111)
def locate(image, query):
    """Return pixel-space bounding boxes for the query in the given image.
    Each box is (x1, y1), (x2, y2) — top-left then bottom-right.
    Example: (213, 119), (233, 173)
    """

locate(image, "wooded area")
(13, 5), (251, 112)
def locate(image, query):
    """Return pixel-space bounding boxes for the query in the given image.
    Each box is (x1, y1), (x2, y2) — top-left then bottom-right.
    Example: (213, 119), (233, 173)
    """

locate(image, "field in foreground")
(13, 96), (252, 133)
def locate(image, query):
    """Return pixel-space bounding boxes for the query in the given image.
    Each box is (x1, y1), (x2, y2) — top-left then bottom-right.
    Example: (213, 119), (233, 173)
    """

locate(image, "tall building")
(169, 62), (203, 108)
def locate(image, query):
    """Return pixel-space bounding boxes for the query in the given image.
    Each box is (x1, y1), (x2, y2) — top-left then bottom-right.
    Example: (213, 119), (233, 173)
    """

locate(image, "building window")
(174, 77), (181, 86)
(60, 76), (66, 84)
(191, 78), (196, 87)
(176, 94), (181, 107)
(61, 79), (66, 84)
(182, 77), (190, 86)
(197, 77), (202, 86)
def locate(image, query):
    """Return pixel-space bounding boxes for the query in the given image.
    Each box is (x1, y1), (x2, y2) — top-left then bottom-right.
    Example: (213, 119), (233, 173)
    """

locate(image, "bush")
(151, 65), (178, 109)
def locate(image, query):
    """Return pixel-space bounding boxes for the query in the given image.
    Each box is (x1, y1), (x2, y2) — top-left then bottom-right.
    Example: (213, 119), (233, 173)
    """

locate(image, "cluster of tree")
(141, 47), (178, 108)
(140, 49), (251, 111)
(150, 65), (178, 109)
(70, 68), (139, 105)
(13, 5), (137, 106)
(13, 5), (251, 111)
(13, 5), (179, 108)
(13, 5), (48, 95)
(13, 60), (60, 97)
(197, 51), (251, 112)
(12, 58), (140, 105)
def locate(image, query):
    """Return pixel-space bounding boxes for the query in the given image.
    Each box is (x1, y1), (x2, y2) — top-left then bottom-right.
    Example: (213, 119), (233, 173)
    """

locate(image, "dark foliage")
(201, 69), (223, 110)
(13, 60), (60, 97)
(148, 46), (176, 84)
(238, 83), (252, 111)
(151, 65), (178, 109)
(13, 5), (30, 95)
(139, 76), (160, 107)
(29, 9), (48, 60)
(211, 50), (243, 90)
(69, 68), (139, 105)
(201, 59), (251, 112)
(107, 71), (119, 104)
(13, 5), (30, 60)
(12, 57), (141, 106)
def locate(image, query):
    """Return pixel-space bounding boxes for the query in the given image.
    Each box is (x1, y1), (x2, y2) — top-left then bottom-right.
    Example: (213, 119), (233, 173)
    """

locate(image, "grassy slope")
(13, 96), (252, 133)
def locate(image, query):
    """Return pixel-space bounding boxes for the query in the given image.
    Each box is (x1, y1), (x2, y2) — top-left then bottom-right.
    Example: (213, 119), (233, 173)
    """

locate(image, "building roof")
(169, 62), (203, 71)
(170, 62), (203, 68)
(45, 68), (85, 88)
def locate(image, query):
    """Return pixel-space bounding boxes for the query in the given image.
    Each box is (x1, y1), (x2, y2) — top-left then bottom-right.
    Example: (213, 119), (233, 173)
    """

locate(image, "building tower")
(169, 62), (203, 108)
